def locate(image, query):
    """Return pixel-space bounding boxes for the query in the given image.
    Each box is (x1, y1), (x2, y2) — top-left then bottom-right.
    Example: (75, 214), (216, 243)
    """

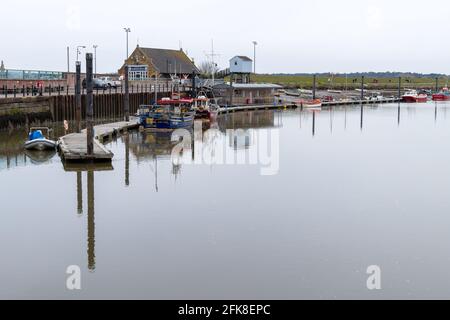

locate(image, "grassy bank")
(249, 74), (450, 90)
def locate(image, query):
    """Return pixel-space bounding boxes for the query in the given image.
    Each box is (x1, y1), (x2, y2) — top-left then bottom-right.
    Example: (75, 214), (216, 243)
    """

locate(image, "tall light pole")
(93, 45), (98, 77)
(252, 41), (258, 74)
(124, 28), (131, 59)
(76, 46), (86, 62)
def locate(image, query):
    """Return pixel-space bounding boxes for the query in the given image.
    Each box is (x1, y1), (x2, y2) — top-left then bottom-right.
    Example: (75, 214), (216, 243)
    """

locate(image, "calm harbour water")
(1, 102), (450, 299)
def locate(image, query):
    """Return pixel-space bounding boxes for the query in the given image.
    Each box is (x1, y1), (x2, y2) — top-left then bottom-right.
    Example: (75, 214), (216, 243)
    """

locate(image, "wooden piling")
(76, 61), (82, 133)
(86, 53), (94, 156)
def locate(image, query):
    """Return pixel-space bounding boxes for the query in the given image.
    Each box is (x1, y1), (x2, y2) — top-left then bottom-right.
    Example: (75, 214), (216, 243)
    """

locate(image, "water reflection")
(87, 170), (95, 271)
(3, 103), (450, 298)
(63, 164), (113, 271)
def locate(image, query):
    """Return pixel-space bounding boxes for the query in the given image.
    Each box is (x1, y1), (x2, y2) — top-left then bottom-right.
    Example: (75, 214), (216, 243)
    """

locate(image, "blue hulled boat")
(138, 97), (195, 131)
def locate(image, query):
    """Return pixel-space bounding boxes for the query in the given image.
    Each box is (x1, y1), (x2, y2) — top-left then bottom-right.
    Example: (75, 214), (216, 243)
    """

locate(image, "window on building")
(128, 65), (148, 81)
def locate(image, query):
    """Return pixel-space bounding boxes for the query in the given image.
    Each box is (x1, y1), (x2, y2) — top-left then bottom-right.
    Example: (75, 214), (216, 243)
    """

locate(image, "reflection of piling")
(312, 111), (316, 136)
(360, 104), (364, 130)
(397, 103), (401, 126)
(125, 132), (130, 187)
(124, 65), (130, 122)
(87, 171), (96, 271)
(77, 172), (83, 215)
(86, 53), (94, 155)
(435, 103), (438, 122)
(75, 62), (82, 133)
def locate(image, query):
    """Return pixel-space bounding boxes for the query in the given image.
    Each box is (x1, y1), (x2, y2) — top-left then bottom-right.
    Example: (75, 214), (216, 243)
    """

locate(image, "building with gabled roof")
(118, 46), (199, 81)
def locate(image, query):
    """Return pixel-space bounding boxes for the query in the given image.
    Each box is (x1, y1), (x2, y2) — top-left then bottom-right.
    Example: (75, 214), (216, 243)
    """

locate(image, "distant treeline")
(266, 72), (449, 79)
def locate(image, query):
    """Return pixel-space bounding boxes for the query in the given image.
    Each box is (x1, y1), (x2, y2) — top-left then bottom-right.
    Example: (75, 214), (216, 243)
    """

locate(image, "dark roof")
(139, 47), (199, 74)
(234, 56), (253, 62)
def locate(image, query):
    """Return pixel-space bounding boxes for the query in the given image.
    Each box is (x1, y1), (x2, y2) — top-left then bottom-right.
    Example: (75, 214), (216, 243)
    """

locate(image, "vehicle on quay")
(99, 77), (121, 88)
(82, 78), (108, 90)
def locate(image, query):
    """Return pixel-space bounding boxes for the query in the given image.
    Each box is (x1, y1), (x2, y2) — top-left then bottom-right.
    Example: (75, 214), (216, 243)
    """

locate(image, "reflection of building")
(129, 131), (176, 161)
(118, 46), (199, 81)
(218, 110), (278, 131)
(0, 131), (28, 171)
(229, 130), (252, 150)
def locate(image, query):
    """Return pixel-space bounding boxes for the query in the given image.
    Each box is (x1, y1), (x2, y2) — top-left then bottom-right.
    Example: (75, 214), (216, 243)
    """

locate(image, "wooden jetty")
(218, 97), (402, 114)
(82, 118), (140, 143)
(59, 118), (139, 162)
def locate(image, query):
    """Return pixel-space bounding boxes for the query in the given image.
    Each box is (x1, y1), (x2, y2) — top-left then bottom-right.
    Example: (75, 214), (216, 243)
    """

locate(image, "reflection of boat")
(24, 127), (58, 151)
(138, 98), (195, 131)
(432, 88), (450, 101)
(403, 90), (427, 103)
(24, 149), (56, 164)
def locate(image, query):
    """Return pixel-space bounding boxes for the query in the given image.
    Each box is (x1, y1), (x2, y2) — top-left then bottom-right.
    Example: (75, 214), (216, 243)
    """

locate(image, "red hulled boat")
(402, 90), (428, 103)
(432, 88), (450, 101)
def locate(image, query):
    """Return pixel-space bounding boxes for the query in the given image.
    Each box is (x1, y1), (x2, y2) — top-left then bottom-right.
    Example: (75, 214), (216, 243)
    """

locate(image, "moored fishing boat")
(138, 98), (195, 131)
(432, 88), (450, 101)
(403, 90), (427, 103)
(192, 95), (220, 121)
(24, 127), (58, 151)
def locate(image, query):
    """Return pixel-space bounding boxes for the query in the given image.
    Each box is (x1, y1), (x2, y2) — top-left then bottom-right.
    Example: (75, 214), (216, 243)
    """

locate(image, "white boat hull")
(24, 139), (58, 151)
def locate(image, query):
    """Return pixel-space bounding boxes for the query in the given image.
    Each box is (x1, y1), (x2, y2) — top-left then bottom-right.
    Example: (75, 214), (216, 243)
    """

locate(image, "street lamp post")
(252, 41), (258, 74)
(124, 28), (131, 59)
(76, 46), (86, 62)
(93, 45), (98, 77)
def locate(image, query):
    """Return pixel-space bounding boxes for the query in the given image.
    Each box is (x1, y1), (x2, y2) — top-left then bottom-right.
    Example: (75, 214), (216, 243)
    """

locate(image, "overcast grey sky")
(1, 0), (449, 74)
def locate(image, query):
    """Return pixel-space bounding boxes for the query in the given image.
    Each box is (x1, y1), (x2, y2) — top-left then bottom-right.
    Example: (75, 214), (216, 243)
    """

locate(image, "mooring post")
(361, 76), (365, 101)
(13, 85), (16, 98)
(436, 77), (439, 93)
(398, 76), (402, 99)
(75, 61), (82, 133)
(23, 85), (25, 97)
(77, 171), (83, 215)
(86, 53), (94, 156)
(124, 65), (130, 121)
(313, 74), (317, 100)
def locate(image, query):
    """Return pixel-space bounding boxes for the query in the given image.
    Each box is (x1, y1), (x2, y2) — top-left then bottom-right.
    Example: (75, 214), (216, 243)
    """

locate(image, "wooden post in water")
(77, 172), (83, 215)
(398, 76), (402, 99)
(124, 65), (130, 121)
(313, 74), (317, 100)
(436, 77), (439, 93)
(86, 53), (94, 156)
(75, 61), (82, 133)
(361, 76), (365, 101)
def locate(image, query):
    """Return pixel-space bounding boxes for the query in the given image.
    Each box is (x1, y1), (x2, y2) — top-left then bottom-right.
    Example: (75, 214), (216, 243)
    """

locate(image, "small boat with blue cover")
(24, 127), (58, 151)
